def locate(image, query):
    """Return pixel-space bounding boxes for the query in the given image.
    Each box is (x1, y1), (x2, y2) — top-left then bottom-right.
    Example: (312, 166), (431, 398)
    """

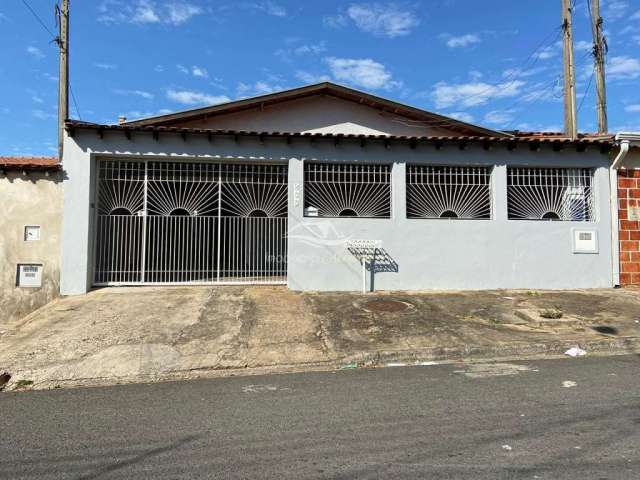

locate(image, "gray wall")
(62, 130), (613, 294)
(0, 170), (63, 325)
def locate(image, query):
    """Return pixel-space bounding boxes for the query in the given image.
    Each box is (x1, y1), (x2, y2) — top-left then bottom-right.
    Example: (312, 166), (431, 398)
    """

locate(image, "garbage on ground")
(564, 347), (587, 357)
(502, 445), (513, 451)
(562, 380), (577, 388)
(340, 362), (358, 370)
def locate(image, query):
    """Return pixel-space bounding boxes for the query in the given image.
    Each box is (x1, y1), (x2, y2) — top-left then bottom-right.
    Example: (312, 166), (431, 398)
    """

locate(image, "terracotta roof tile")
(0, 156), (60, 171)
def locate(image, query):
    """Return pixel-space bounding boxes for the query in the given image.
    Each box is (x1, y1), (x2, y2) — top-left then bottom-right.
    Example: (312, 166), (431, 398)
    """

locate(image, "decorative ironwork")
(507, 167), (595, 221)
(304, 163), (391, 218)
(221, 164), (288, 217)
(406, 165), (492, 219)
(147, 162), (219, 216)
(94, 159), (288, 285)
(97, 161), (145, 215)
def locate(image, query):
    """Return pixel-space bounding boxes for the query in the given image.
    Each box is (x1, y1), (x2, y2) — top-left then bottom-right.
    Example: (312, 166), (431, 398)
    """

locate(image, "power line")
(21, 0), (58, 41)
(70, 84), (82, 120)
(577, 68), (595, 114)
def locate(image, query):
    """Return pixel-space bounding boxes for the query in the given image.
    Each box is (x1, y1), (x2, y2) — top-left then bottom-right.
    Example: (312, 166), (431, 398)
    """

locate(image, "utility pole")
(562, 0), (578, 139)
(57, 0), (69, 161)
(591, 0), (608, 133)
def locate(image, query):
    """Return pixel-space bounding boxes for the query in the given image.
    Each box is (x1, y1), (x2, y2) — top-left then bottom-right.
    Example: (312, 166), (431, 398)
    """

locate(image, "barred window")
(304, 163), (391, 218)
(507, 167), (595, 221)
(406, 165), (492, 219)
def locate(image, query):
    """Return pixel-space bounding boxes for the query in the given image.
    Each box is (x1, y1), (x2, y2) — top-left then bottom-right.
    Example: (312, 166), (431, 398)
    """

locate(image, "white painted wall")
(175, 95), (457, 137)
(61, 129), (613, 294)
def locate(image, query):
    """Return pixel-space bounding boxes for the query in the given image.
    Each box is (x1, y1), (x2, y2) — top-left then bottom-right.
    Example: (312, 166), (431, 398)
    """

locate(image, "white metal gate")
(94, 160), (288, 285)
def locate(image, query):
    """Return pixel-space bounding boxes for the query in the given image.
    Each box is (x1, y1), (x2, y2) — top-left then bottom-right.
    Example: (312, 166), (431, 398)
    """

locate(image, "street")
(1, 355), (639, 479)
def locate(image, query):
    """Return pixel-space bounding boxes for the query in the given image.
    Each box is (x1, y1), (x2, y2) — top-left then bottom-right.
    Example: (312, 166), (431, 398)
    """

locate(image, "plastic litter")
(340, 362), (358, 369)
(564, 347), (587, 357)
(562, 380), (577, 388)
(502, 445), (513, 451)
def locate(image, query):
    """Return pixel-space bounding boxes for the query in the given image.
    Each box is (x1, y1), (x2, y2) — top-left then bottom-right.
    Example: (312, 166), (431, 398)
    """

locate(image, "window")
(507, 167), (595, 221)
(406, 165), (492, 219)
(304, 163), (391, 218)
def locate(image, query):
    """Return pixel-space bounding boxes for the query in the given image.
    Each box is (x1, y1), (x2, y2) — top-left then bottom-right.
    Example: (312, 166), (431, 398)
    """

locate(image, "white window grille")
(304, 163), (391, 218)
(406, 165), (492, 219)
(507, 167), (596, 221)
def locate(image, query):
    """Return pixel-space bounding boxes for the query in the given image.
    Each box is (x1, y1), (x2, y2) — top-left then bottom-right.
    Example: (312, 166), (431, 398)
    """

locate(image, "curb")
(4, 335), (640, 392)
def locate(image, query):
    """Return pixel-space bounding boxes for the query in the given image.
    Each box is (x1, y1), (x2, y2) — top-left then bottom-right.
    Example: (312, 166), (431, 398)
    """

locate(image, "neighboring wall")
(0, 171), (63, 325)
(619, 148), (640, 285)
(62, 130), (613, 293)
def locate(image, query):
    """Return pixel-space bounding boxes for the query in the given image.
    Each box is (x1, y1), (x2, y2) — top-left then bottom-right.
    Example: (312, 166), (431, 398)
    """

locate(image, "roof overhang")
(65, 120), (614, 153)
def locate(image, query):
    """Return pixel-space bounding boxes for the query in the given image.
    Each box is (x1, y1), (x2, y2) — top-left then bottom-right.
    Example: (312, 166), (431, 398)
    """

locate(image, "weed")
(539, 307), (563, 319)
(15, 379), (34, 389)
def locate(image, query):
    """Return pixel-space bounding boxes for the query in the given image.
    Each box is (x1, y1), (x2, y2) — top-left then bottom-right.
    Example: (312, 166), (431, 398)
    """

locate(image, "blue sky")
(1, 0), (639, 156)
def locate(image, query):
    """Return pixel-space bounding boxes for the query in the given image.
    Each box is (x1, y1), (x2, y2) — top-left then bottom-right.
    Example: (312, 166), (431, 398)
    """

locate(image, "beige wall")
(177, 95), (457, 136)
(0, 171), (63, 326)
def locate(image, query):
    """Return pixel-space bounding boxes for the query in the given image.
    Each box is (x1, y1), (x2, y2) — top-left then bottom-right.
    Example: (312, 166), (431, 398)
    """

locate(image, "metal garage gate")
(93, 160), (288, 285)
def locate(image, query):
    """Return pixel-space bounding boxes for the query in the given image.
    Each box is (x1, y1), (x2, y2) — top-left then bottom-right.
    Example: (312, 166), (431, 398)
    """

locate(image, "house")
(59, 82), (631, 294)
(0, 157), (62, 323)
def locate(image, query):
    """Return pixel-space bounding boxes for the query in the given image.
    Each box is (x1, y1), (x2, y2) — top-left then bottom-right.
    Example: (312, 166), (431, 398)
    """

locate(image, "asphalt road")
(1, 356), (639, 479)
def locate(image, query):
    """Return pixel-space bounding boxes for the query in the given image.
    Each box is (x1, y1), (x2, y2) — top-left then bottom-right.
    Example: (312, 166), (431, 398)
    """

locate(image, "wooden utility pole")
(591, 0), (608, 133)
(562, 0), (578, 139)
(57, 0), (69, 161)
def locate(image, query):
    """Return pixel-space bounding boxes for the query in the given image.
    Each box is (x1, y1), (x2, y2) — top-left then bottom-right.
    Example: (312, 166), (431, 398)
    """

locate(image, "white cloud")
(325, 57), (401, 90)
(114, 89), (155, 99)
(575, 40), (592, 52)
(191, 65), (209, 78)
(625, 104), (640, 113)
(167, 89), (230, 105)
(432, 80), (526, 109)
(275, 41), (327, 61)
(31, 95), (44, 104)
(446, 112), (475, 123)
(132, 0), (160, 23)
(295, 70), (331, 84)
(32, 109), (56, 120)
(535, 44), (559, 60)
(608, 56), (640, 79)
(237, 81), (284, 97)
(342, 3), (420, 38)
(483, 109), (516, 126)
(165, 2), (202, 24)
(177, 64), (189, 74)
(26, 46), (44, 59)
(605, 0), (628, 20)
(94, 62), (118, 70)
(631, 10), (640, 20)
(442, 33), (480, 48)
(98, 0), (201, 26)
(323, 14), (348, 29)
(247, 1), (287, 17)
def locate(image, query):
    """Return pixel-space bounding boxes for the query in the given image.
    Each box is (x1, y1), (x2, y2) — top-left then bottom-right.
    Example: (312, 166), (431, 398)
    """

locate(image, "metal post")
(562, 0), (578, 139)
(591, 0), (608, 133)
(57, 0), (69, 161)
(140, 161), (148, 282)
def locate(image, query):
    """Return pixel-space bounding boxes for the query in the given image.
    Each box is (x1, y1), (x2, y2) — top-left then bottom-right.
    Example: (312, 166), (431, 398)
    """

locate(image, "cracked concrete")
(1, 286), (639, 390)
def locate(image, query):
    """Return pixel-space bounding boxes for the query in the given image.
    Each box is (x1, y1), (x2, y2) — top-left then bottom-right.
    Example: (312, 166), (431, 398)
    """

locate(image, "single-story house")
(52, 82), (639, 294)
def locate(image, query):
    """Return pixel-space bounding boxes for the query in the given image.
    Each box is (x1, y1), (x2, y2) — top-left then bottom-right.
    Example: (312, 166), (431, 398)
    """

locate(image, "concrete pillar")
(492, 163), (508, 222)
(60, 137), (94, 295)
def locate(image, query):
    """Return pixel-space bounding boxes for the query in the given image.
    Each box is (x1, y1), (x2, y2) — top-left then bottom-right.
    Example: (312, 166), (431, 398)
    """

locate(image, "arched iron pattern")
(406, 165), (492, 219)
(220, 163), (288, 218)
(146, 162), (219, 216)
(97, 160), (145, 215)
(507, 167), (596, 221)
(304, 163), (391, 218)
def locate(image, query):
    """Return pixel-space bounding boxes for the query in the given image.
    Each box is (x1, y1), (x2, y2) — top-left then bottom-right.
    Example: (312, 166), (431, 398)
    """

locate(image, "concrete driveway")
(1, 286), (640, 390)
